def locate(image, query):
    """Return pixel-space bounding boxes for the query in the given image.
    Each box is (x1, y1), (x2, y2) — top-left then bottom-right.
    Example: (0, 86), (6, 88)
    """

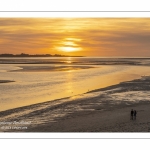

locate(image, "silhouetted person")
(133, 110), (137, 120)
(130, 109), (134, 120)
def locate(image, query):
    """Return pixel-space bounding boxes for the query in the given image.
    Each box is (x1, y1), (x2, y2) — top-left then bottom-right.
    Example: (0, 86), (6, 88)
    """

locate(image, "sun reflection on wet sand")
(66, 57), (72, 64)
(65, 71), (74, 96)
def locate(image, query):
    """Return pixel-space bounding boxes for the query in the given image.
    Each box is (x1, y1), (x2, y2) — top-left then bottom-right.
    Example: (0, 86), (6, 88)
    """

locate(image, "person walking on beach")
(130, 109), (134, 120)
(133, 110), (137, 120)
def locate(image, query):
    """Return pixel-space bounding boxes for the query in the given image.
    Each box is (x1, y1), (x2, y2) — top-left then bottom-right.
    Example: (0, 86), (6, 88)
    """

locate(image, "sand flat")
(0, 77), (150, 132)
(27, 103), (150, 132)
(9, 65), (96, 72)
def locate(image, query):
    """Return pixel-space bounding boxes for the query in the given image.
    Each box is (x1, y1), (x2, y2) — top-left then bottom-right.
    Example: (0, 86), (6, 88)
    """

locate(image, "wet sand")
(0, 77), (150, 132)
(0, 80), (15, 83)
(27, 103), (150, 132)
(9, 65), (96, 72)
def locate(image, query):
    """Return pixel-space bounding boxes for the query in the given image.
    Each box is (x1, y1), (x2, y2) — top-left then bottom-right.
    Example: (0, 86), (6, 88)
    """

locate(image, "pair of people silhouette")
(130, 109), (137, 120)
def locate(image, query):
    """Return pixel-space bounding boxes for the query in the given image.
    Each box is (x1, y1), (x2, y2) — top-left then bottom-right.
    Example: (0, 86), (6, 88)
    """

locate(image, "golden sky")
(0, 18), (150, 57)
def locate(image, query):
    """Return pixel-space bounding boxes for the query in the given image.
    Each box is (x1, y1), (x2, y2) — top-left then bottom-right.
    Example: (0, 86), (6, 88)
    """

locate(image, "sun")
(57, 38), (82, 52)
(60, 46), (81, 52)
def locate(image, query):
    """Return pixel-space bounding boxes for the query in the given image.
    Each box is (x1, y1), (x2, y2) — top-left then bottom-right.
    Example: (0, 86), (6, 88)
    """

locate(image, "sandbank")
(0, 80), (15, 84)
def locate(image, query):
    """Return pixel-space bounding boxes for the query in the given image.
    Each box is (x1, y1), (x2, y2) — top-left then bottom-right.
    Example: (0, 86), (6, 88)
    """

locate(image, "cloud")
(0, 18), (150, 56)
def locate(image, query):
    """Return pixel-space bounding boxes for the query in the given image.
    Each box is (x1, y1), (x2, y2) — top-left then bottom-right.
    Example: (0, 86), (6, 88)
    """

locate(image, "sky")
(0, 18), (150, 57)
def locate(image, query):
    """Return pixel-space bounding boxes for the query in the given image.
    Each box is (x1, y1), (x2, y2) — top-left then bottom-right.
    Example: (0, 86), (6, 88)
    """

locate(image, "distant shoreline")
(0, 54), (84, 57)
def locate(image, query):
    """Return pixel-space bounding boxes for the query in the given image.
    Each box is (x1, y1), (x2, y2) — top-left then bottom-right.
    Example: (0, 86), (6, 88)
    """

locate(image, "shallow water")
(1, 78), (150, 132)
(0, 57), (150, 112)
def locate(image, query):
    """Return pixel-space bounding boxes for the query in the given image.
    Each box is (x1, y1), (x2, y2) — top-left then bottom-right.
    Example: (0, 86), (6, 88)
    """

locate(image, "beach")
(28, 103), (150, 132)
(0, 77), (150, 132)
(1, 57), (150, 132)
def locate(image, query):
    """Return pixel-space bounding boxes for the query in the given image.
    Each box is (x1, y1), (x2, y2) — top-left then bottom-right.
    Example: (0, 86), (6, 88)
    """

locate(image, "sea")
(0, 57), (150, 112)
